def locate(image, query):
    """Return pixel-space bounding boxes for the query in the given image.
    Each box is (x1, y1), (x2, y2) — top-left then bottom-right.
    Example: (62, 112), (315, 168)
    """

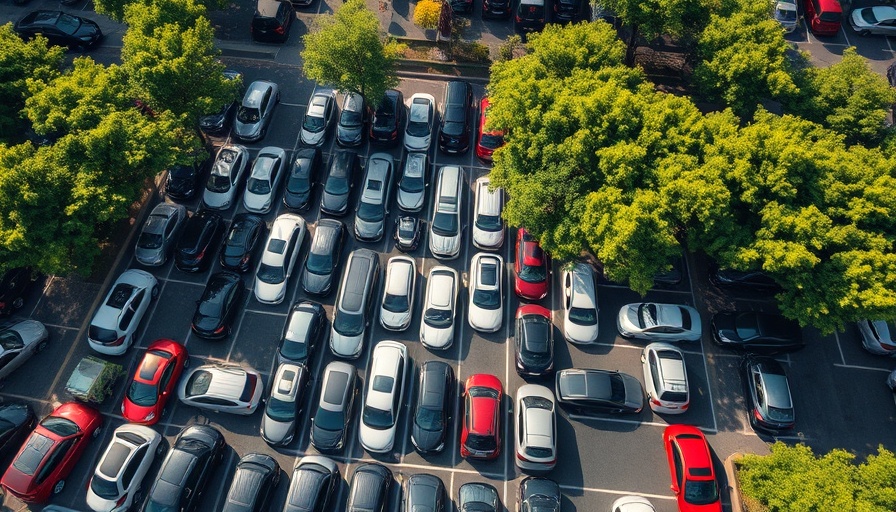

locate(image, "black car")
(555, 368), (644, 415)
(515, 305), (555, 378)
(653, 253), (684, 287)
(337, 93), (368, 147)
(393, 216), (422, 253)
(310, 361), (357, 452)
(347, 463), (392, 512)
(175, 210), (225, 272)
(369, 89), (405, 146)
(742, 356), (795, 433)
(553, 0), (583, 22)
(518, 477), (560, 512)
(250, 0), (294, 43)
(220, 214), (266, 272)
(14, 10), (103, 50)
(711, 311), (805, 354)
(404, 474), (447, 512)
(0, 402), (35, 461)
(458, 482), (500, 512)
(0, 267), (36, 316)
(165, 154), (210, 201)
(283, 148), (322, 211)
(710, 267), (781, 292)
(438, 81), (473, 154)
(320, 151), (360, 216)
(277, 301), (326, 366)
(221, 453), (280, 512)
(482, 0), (510, 17)
(142, 425), (226, 512)
(191, 271), (244, 339)
(451, 0), (473, 13)
(411, 361), (455, 454)
(284, 456), (340, 512)
(301, 218), (346, 295)
(199, 70), (243, 135)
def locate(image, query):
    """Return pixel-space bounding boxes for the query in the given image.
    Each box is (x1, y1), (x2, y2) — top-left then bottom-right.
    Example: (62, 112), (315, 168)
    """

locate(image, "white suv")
(468, 253), (503, 333)
(472, 176), (504, 250)
(86, 424), (163, 512)
(178, 363), (264, 415)
(359, 341), (408, 453)
(255, 213), (306, 304)
(380, 256), (416, 331)
(428, 165), (464, 260)
(420, 266), (458, 350)
(641, 342), (689, 414)
(561, 262), (599, 344)
(87, 269), (158, 356)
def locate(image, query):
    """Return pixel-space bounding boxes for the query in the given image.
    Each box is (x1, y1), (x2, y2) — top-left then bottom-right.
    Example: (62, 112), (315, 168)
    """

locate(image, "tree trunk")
(626, 23), (639, 67)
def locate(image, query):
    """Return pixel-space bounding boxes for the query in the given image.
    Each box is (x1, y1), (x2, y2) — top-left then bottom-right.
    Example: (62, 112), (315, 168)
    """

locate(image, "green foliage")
(0, 24), (64, 144)
(787, 47), (896, 147)
(497, 34), (523, 62)
(737, 443), (896, 511)
(302, 0), (401, 107)
(600, 0), (721, 44)
(413, 0), (442, 30)
(694, 4), (799, 118)
(94, 0), (225, 23)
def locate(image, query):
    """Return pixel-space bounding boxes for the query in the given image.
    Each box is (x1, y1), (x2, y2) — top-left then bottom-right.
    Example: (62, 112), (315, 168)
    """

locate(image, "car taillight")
(753, 409), (764, 422)
(650, 397), (662, 407)
(515, 15), (522, 22)
(680, 402), (689, 410)
(116, 494), (128, 507)
(517, 452), (530, 462)
(214, 325), (226, 334)
(196, 248), (205, 261)
(109, 336), (126, 346)
(241, 253), (250, 264)
(275, 25), (285, 34)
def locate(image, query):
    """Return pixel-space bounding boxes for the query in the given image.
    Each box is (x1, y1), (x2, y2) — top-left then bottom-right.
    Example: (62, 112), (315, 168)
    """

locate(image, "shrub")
(413, 0), (442, 30)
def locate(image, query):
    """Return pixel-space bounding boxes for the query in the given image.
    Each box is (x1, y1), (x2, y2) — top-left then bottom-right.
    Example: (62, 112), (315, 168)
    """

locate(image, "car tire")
(155, 441), (166, 457)
(37, 339), (48, 352)
(12, 297), (23, 309)
(92, 424), (102, 438)
(151, 285), (159, 299)
(53, 479), (65, 494)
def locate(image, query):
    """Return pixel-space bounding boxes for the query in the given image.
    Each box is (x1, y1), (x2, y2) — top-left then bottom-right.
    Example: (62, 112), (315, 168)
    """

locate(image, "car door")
(120, 290), (143, 334)
(121, 445), (148, 494)
(671, 441), (684, 494)
(163, 215), (178, 249)
(158, 360), (177, 398)
(35, 437), (76, 489)
(260, 88), (272, 124)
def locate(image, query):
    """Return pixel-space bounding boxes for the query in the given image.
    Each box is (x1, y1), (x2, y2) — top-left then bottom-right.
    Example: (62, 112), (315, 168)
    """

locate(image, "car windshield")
(407, 120), (430, 137)
(357, 201), (384, 222)
(569, 306), (597, 326)
(325, 176), (349, 195)
(363, 405), (394, 429)
(138, 231), (163, 249)
(247, 176), (271, 195)
(684, 479), (719, 505)
(862, 9), (879, 23)
(206, 172), (232, 193)
(519, 261), (546, 283)
(304, 114), (325, 133)
(479, 133), (504, 150)
(55, 13), (82, 35)
(473, 289), (501, 310)
(465, 433), (496, 451)
(475, 214), (501, 232)
(638, 303), (658, 328)
(198, 294), (223, 317)
(89, 325), (118, 343)
(400, 176), (425, 193)
(90, 476), (120, 499)
(767, 405), (794, 423)
(280, 338), (308, 361)
(382, 292), (409, 313)
(40, 416), (80, 436)
(127, 380), (158, 407)
(265, 396), (295, 422)
(305, 251), (332, 275)
(334, 312), (364, 336)
(256, 263), (285, 285)
(340, 109), (362, 127)
(237, 106), (260, 123)
(287, 167), (310, 194)
(314, 408), (345, 431)
(416, 406), (442, 431)
(432, 212), (458, 236)
(424, 308), (453, 328)
(442, 120), (464, 137)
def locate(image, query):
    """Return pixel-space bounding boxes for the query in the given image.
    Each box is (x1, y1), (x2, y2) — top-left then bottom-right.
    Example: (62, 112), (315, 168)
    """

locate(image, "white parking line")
(159, 277), (207, 287)
(242, 308), (288, 317)
(598, 282), (693, 294)
(833, 363), (891, 373)
(211, 450), (236, 510)
(567, 414), (672, 430)
(834, 330), (847, 365)
(39, 322), (81, 331)
(685, 254), (719, 434)
(558, 484), (676, 501)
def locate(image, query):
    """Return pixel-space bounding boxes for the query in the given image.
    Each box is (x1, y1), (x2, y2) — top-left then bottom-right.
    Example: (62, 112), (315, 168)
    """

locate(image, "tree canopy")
(301, 0), (403, 107)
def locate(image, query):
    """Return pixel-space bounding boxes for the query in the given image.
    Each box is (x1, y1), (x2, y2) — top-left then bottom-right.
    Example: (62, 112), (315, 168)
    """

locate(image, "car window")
(753, 371), (765, 406)
(0, 352), (18, 371)
(122, 445), (149, 489)
(649, 351), (660, 393)
(119, 299), (139, 331)
(517, 408), (524, 440)
(164, 218), (176, 239)
(193, 396), (238, 407)
(260, 89), (271, 114)
(159, 361), (176, 390)
(36, 438), (75, 485)
(673, 443), (684, 487)
(465, 394), (472, 430)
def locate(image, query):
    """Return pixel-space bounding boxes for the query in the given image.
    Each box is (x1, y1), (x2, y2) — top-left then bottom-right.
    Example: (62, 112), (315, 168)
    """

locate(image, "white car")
(562, 263), (599, 344)
(472, 176), (504, 250)
(359, 340), (408, 453)
(179, 363), (264, 415)
(396, 152), (428, 212)
(404, 93), (436, 152)
(87, 269), (158, 356)
(203, 144), (250, 210)
(857, 319), (896, 356)
(380, 256), (416, 331)
(468, 253), (503, 333)
(420, 266), (458, 350)
(353, 152), (393, 242)
(617, 302), (702, 342)
(429, 165), (464, 260)
(86, 424), (162, 512)
(611, 495), (657, 512)
(514, 384), (557, 472)
(243, 146), (287, 213)
(0, 320), (48, 382)
(641, 342), (689, 414)
(254, 213), (306, 304)
(300, 88), (336, 147)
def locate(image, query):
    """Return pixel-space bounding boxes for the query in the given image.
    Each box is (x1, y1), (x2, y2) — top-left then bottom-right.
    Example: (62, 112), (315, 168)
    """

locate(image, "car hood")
(354, 217), (384, 240)
(564, 319), (598, 344)
(359, 422), (395, 453)
(337, 124), (363, 145)
(192, 310), (223, 332)
(135, 246), (165, 265)
(302, 128), (326, 146)
(167, 176), (196, 196)
(712, 312), (742, 343)
(10, 320), (47, 346)
(421, 324), (453, 349)
(243, 190), (273, 213)
(302, 270), (332, 295)
(261, 415), (294, 445)
(0, 403), (32, 428)
(404, 134), (430, 151)
(469, 306), (501, 332)
(381, 308), (412, 330)
(321, 191), (349, 214)
(620, 373), (645, 410)
(473, 228), (503, 250)
(284, 189), (311, 210)
(233, 120), (261, 140)
(202, 189), (233, 209)
(330, 328), (363, 358)
(429, 232), (460, 258)
(311, 423), (344, 450)
(397, 190), (425, 212)
(74, 19), (102, 40)
(255, 279), (286, 304)
(412, 423), (444, 452)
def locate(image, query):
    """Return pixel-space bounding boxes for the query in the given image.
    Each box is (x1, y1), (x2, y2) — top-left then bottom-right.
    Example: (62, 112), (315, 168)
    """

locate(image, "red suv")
(514, 228), (549, 301)
(460, 374), (503, 460)
(122, 338), (189, 425)
(663, 425), (722, 512)
(475, 97), (505, 162)
(1, 402), (102, 503)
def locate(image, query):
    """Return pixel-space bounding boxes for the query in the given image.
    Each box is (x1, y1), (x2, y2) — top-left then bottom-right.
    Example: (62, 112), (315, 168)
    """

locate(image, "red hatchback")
(514, 228), (549, 301)
(663, 425), (722, 512)
(460, 374), (503, 460)
(475, 96), (505, 162)
(122, 339), (189, 425)
(1, 402), (102, 503)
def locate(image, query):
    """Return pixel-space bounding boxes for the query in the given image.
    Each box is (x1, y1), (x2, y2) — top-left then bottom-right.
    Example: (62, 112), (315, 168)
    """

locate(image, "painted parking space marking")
(559, 484), (676, 501)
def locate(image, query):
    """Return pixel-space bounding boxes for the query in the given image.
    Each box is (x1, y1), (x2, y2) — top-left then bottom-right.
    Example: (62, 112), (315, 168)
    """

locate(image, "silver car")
(617, 302), (702, 342)
(243, 146), (287, 214)
(611, 496), (657, 512)
(562, 263), (599, 344)
(420, 266), (458, 350)
(135, 203), (186, 266)
(261, 362), (309, 446)
(203, 144), (250, 210)
(396, 152), (428, 212)
(255, 213), (306, 305)
(641, 342), (689, 415)
(179, 363), (264, 415)
(87, 269), (158, 356)
(514, 384), (557, 472)
(429, 165), (464, 260)
(857, 319), (896, 356)
(0, 320), (48, 382)
(354, 152), (393, 242)
(300, 88), (337, 147)
(850, 6), (896, 36)
(380, 256), (416, 331)
(359, 340), (408, 453)
(404, 93), (436, 152)
(234, 80), (280, 142)
(471, 176), (504, 250)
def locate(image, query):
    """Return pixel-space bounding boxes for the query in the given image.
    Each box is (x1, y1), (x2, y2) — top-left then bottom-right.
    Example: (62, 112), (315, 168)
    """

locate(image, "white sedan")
(86, 424), (162, 512)
(404, 93), (436, 152)
(468, 253), (503, 333)
(420, 266), (458, 350)
(514, 384), (557, 472)
(850, 6), (896, 36)
(562, 262), (599, 344)
(255, 213), (306, 304)
(243, 146), (287, 213)
(359, 341), (408, 453)
(380, 256), (416, 331)
(617, 302), (702, 342)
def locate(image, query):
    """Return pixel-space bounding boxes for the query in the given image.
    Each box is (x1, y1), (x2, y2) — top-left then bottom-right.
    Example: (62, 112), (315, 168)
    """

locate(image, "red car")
(460, 374), (503, 460)
(663, 425), (722, 512)
(475, 96), (505, 162)
(1, 402), (103, 503)
(514, 228), (549, 301)
(122, 338), (189, 424)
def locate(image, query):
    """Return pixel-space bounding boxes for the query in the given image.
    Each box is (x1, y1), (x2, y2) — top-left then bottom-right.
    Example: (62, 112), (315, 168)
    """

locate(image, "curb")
(724, 453), (745, 512)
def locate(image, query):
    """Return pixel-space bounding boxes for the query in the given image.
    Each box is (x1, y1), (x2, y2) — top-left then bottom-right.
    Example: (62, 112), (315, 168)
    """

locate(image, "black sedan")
(221, 453), (280, 512)
(742, 356), (795, 433)
(220, 213), (266, 272)
(199, 70), (243, 135)
(175, 209), (226, 272)
(346, 463), (391, 512)
(555, 368), (644, 415)
(404, 474), (447, 512)
(301, 219), (345, 296)
(515, 304), (554, 378)
(191, 271), (244, 339)
(393, 216), (422, 253)
(711, 311), (805, 354)
(277, 301), (326, 366)
(0, 267), (37, 316)
(143, 425), (226, 512)
(285, 456), (340, 512)
(0, 402), (35, 460)
(518, 477), (560, 512)
(459, 482), (500, 512)
(411, 361), (454, 454)
(283, 148), (322, 211)
(14, 10), (103, 50)
(369, 89), (405, 146)
(320, 150), (360, 216)
(710, 267), (781, 292)
(165, 160), (205, 201)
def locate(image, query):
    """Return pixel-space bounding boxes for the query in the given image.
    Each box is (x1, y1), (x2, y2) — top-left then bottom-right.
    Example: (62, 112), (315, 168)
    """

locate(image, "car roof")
(428, 269), (456, 308)
(385, 258), (414, 296)
(568, 263), (597, 309)
(403, 152), (427, 178)
(651, 345), (687, 388)
(476, 177), (502, 216)
(436, 166), (462, 210)
(474, 254), (501, 291)
(270, 363), (305, 402)
(349, 464), (388, 508)
(361, 155), (391, 203)
(367, 343), (406, 410)
(674, 433), (713, 477)
(243, 81), (273, 108)
(321, 361), (354, 410)
(339, 250), (376, 313)
(186, 365), (252, 400)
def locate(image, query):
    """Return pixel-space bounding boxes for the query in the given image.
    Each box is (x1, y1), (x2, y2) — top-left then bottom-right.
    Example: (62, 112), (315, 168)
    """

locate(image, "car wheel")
(151, 285), (159, 299)
(155, 441), (166, 457)
(53, 479), (65, 494)
(183, 356), (190, 369)
(92, 424), (102, 438)
(37, 339), (48, 352)
(12, 297), (23, 309)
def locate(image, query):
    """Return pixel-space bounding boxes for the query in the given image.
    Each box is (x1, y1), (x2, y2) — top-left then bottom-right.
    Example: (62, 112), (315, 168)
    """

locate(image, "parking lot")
(3, 0), (896, 509)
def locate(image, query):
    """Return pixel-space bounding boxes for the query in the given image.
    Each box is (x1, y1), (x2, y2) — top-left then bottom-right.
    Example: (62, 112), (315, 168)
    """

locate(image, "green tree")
(694, 4), (800, 119)
(301, 0), (403, 107)
(0, 24), (64, 144)
(94, 0), (225, 23)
